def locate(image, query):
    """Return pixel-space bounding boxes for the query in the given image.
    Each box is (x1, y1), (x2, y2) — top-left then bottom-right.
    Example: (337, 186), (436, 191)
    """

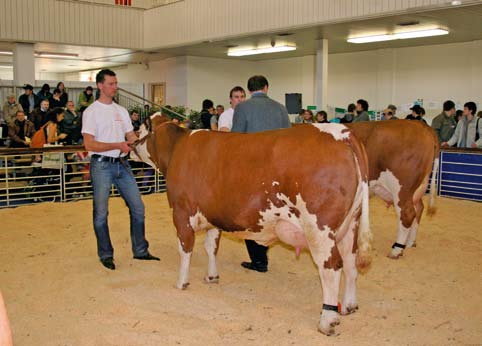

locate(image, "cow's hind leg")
(204, 228), (221, 284)
(406, 199), (424, 248)
(306, 226), (342, 336)
(173, 209), (195, 290)
(337, 226), (358, 315)
(388, 200), (416, 259)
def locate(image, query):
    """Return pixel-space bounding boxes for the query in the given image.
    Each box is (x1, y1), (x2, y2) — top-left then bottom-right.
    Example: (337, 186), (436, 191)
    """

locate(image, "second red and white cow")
(347, 120), (439, 258)
(131, 119), (372, 335)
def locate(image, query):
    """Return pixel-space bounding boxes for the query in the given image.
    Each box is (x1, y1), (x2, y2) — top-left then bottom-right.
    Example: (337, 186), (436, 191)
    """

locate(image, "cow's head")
(130, 112), (169, 168)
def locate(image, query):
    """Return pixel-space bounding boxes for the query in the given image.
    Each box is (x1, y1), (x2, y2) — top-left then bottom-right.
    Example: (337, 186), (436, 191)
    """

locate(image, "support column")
(13, 43), (35, 86)
(314, 39), (328, 111)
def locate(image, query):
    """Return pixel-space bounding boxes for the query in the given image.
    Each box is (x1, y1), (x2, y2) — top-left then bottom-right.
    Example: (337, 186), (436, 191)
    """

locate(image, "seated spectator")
(36, 83), (52, 106)
(18, 84), (39, 115)
(7, 110), (35, 148)
(30, 107), (68, 148)
(30, 99), (50, 131)
(130, 110), (141, 133)
(431, 100), (456, 142)
(2, 94), (23, 125)
(353, 99), (370, 122)
(340, 103), (356, 123)
(200, 99), (214, 129)
(61, 101), (83, 145)
(316, 110), (329, 123)
(77, 86), (94, 113)
(56, 81), (68, 107)
(300, 109), (314, 123)
(442, 101), (481, 148)
(382, 108), (398, 120)
(49, 88), (64, 109)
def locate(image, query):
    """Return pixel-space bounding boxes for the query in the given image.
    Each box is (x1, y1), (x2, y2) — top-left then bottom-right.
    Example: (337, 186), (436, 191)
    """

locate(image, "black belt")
(91, 154), (124, 163)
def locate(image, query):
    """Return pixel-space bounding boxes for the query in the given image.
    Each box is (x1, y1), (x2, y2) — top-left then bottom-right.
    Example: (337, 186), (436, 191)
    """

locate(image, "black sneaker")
(133, 252), (160, 261)
(100, 257), (115, 270)
(241, 261), (268, 273)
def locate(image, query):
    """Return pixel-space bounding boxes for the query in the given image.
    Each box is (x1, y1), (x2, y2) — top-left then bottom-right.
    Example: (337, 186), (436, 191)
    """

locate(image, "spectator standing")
(232, 75), (290, 273)
(7, 110), (35, 148)
(82, 69), (159, 270)
(353, 99), (370, 122)
(77, 86), (94, 113)
(36, 83), (52, 106)
(30, 99), (50, 131)
(49, 88), (64, 109)
(200, 99), (215, 130)
(56, 82), (69, 107)
(218, 86), (246, 132)
(300, 109), (314, 123)
(62, 101), (83, 145)
(406, 105), (425, 122)
(340, 103), (356, 123)
(2, 94), (23, 125)
(431, 100), (457, 143)
(18, 84), (39, 115)
(216, 105), (224, 118)
(442, 101), (482, 148)
(455, 109), (463, 123)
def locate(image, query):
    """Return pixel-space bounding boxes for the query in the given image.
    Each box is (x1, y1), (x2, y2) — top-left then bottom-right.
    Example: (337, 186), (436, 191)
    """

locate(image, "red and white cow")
(347, 120), (439, 258)
(131, 119), (372, 335)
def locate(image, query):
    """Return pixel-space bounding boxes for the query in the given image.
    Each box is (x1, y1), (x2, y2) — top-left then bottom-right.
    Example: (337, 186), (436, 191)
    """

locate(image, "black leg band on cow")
(392, 242), (406, 249)
(322, 304), (339, 313)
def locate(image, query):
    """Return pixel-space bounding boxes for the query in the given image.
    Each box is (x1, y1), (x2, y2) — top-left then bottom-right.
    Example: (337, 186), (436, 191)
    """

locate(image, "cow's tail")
(345, 130), (372, 273)
(427, 139), (440, 217)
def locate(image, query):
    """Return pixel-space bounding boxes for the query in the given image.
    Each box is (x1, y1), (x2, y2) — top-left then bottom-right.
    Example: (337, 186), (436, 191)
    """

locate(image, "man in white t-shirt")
(218, 86), (246, 132)
(82, 69), (159, 270)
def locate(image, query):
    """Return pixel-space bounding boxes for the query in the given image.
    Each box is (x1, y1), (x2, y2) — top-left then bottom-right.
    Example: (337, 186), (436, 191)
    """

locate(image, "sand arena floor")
(0, 194), (480, 346)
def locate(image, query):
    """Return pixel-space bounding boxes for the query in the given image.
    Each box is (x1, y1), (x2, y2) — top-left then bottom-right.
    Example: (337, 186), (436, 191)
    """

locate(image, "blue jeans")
(90, 158), (149, 260)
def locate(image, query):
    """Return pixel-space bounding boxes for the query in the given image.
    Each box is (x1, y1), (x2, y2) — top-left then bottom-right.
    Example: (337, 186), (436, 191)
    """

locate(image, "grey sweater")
(231, 93), (290, 133)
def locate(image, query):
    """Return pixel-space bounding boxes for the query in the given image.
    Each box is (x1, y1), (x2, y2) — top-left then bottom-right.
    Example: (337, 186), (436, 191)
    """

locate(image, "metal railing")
(0, 146), (165, 208)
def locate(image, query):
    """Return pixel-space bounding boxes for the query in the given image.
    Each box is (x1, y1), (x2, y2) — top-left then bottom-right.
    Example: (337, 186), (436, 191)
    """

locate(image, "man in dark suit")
(231, 75), (290, 273)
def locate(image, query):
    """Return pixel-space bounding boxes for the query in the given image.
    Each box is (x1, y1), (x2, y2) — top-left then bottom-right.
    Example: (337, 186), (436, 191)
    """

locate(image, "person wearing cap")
(18, 84), (39, 115)
(431, 100), (457, 142)
(77, 86), (95, 113)
(382, 108), (398, 120)
(2, 94), (23, 125)
(405, 105), (426, 123)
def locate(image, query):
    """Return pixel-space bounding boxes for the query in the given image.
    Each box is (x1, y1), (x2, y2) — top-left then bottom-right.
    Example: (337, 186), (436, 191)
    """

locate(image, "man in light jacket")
(442, 101), (482, 148)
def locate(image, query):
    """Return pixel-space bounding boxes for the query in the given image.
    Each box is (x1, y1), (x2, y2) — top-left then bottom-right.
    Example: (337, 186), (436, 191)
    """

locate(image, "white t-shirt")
(218, 108), (234, 131)
(82, 101), (133, 157)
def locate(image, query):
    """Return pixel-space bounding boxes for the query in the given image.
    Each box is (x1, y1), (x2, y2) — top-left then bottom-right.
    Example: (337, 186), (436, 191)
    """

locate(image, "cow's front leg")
(204, 228), (221, 284)
(306, 227), (342, 336)
(337, 226), (358, 315)
(173, 210), (195, 290)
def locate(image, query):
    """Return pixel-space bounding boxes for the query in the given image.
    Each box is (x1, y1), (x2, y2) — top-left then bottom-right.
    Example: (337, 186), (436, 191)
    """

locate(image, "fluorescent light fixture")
(348, 28), (449, 44)
(394, 28), (448, 39)
(35, 52), (79, 59)
(0, 64), (12, 68)
(0, 51), (13, 56)
(228, 45), (296, 57)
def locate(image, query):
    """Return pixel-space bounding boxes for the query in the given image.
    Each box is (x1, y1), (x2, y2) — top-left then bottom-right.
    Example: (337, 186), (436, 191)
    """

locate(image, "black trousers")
(245, 240), (268, 265)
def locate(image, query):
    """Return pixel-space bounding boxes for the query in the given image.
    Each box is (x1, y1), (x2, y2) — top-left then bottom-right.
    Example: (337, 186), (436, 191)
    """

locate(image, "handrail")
(117, 87), (188, 120)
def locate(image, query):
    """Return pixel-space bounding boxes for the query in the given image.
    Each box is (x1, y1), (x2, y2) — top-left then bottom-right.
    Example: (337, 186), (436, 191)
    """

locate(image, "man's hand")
(471, 142), (478, 148)
(119, 141), (131, 154)
(441, 142), (449, 147)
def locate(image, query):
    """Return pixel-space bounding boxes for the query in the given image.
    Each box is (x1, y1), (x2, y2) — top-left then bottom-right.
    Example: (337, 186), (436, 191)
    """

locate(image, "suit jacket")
(231, 93), (290, 133)
(18, 93), (39, 115)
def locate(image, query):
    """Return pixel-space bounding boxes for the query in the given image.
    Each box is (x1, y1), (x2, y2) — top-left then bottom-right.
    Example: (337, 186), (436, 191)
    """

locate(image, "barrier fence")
(1, 146), (481, 208)
(0, 146), (165, 208)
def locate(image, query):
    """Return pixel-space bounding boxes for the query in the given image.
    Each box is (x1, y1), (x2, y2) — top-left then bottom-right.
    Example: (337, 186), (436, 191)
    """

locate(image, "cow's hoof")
(387, 248), (403, 259)
(318, 311), (340, 336)
(341, 304), (358, 315)
(204, 275), (220, 284)
(407, 241), (417, 248)
(176, 282), (190, 290)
